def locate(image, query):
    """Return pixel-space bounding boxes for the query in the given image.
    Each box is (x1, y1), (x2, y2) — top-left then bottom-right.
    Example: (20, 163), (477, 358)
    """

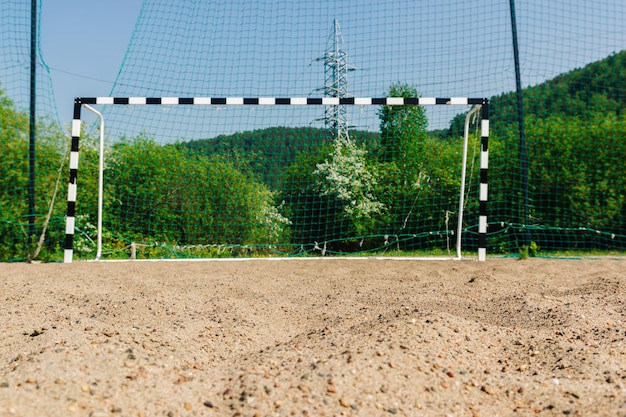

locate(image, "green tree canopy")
(378, 82), (428, 167)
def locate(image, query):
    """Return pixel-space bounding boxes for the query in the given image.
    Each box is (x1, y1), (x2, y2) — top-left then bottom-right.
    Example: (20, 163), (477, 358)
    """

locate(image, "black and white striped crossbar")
(64, 97), (489, 262)
(75, 96), (487, 106)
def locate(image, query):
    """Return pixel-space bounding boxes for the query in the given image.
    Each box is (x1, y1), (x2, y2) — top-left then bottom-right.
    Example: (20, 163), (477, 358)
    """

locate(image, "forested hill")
(500, 50), (625, 118)
(181, 50), (625, 186)
(182, 126), (380, 188)
(448, 50), (626, 136)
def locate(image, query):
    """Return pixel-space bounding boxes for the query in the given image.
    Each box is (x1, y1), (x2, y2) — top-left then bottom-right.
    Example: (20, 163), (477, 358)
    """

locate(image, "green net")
(1, 0), (625, 261)
(0, 0), (66, 261)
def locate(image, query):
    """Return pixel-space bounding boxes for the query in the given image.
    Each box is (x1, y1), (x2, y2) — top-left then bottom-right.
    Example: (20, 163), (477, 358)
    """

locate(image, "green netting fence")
(1, 0), (66, 261)
(1, 0), (625, 261)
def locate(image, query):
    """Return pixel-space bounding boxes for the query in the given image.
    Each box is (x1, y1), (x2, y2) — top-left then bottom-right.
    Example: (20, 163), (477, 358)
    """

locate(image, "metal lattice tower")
(316, 19), (355, 141)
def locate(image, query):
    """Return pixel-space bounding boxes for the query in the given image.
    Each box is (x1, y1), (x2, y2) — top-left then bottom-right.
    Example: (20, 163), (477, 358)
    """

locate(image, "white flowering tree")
(313, 135), (384, 234)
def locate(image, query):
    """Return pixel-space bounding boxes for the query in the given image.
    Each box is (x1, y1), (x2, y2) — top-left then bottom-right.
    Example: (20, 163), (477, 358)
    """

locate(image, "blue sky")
(40, 0), (143, 123)
(23, 0), (625, 138)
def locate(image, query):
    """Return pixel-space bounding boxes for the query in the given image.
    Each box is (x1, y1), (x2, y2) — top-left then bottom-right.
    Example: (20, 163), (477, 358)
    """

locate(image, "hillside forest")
(1, 51), (625, 260)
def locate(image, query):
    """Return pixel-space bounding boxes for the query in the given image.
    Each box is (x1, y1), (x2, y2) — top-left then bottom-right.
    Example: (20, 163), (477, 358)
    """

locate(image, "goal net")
(64, 96), (488, 262)
(3, 0), (625, 262)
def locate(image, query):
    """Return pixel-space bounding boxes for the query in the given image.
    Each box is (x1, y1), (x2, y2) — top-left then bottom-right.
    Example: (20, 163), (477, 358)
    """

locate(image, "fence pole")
(509, 0), (531, 247)
(28, 0), (37, 256)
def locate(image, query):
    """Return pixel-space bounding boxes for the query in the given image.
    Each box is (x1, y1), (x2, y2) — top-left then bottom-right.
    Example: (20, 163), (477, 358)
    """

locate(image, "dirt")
(1, 258), (625, 416)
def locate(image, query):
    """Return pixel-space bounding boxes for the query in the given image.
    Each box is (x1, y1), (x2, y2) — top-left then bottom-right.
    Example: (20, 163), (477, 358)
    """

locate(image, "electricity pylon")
(316, 19), (355, 141)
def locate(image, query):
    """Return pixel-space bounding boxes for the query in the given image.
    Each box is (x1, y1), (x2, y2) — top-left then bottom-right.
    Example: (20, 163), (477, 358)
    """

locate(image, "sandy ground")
(0, 258), (625, 417)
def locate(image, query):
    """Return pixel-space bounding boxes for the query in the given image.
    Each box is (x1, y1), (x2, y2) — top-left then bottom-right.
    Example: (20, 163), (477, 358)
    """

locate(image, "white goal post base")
(63, 96), (489, 263)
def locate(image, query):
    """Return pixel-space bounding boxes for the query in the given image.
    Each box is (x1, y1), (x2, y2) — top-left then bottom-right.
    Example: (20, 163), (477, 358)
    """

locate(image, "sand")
(0, 258), (625, 416)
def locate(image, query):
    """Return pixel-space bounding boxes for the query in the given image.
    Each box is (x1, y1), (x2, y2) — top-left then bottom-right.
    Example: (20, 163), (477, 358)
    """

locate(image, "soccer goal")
(63, 96), (489, 263)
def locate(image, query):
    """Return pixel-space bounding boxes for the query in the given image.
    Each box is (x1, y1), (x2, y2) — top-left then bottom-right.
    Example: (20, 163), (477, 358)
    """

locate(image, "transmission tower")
(316, 19), (355, 141)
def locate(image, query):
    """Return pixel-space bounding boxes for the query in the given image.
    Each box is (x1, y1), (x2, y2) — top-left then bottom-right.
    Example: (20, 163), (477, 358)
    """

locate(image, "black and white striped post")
(479, 101), (489, 262)
(64, 99), (82, 264)
(64, 97), (489, 262)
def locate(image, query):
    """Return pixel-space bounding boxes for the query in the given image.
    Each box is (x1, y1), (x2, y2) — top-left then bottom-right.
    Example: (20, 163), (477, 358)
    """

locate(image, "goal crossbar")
(64, 96), (489, 263)
(77, 96), (487, 106)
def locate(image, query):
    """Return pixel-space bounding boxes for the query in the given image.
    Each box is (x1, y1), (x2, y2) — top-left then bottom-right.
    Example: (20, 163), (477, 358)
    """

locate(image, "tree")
(376, 83), (435, 247)
(378, 82), (428, 169)
(103, 135), (291, 254)
(0, 88), (67, 260)
(313, 136), (384, 234)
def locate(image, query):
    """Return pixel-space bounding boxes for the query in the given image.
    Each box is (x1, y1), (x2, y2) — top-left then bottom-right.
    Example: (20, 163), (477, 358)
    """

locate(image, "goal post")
(64, 96), (489, 263)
